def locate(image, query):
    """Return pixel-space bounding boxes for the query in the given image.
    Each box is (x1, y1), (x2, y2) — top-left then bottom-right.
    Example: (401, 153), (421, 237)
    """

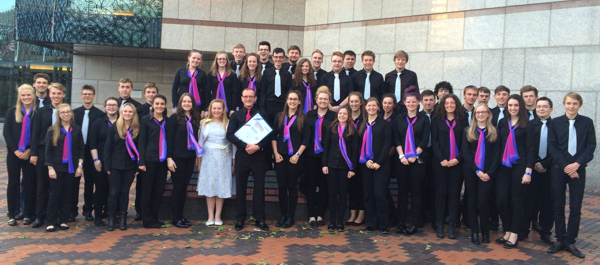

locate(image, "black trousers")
(347, 169), (365, 211)
(327, 167), (349, 224)
(6, 151), (36, 219)
(274, 154), (304, 217)
(47, 171), (74, 225)
(422, 152), (436, 222)
(93, 167), (109, 219)
(264, 101), (284, 168)
(489, 174), (500, 226)
(107, 168), (136, 214)
(496, 164), (527, 234)
(235, 150), (266, 222)
(465, 172), (493, 234)
(523, 168), (554, 236)
(170, 157), (195, 222)
(552, 166), (586, 244)
(395, 159), (425, 227)
(305, 156), (328, 218)
(433, 162), (463, 225)
(35, 145), (50, 219)
(135, 171), (143, 215)
(142, 161), (167, 225)
(362, 163), (391, 229)
(76, 149), (95, 214)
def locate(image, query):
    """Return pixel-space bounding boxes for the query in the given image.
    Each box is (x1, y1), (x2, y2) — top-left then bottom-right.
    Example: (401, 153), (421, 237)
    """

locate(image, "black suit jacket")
(318, 71), (354, 106)
(548, 114), (596, 169)
(73, 105), (105, 147)
(352, 69), (385, 101)
(491, 106), (508, 127)
(526, 117), (553, 169)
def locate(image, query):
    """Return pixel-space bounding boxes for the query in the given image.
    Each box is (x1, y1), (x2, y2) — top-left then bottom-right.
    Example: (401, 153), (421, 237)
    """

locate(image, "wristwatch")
(399, 154), (405, 160)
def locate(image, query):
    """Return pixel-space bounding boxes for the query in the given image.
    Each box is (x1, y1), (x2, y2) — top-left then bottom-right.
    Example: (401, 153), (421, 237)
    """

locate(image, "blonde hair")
(202, 99), (229, 132)
(466, 103), (497, 143)
(210, 51), (235, 77)
(51, 103), (74, 146)
(48, 82), (66, 95)
(116, 103), (140, 140)
(315, 86), (331, 99)
(15, 84), (36, 122)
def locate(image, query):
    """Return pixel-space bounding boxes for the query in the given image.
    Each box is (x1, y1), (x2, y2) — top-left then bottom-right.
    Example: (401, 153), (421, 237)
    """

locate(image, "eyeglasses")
(536, 105), (551, 109)
(258, 48), (270, 52)
(475, 111), (488, 115)
(59, 110), (72, 115)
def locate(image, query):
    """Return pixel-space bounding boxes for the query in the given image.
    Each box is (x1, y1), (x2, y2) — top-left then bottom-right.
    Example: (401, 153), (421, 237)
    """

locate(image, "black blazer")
(226, 106), (270, 150)
(352, 69), (385, 101)
(206, 71), (240, 112)
(293, 80), (318, 112)
(461, 128), (501, 176)
(138, 116), (167, 166)
(322, 124), (359, 171)
(36, 96), (51, 108)
(314, 68), (327, 81)
(431, 118), (467, 162)
(88, 115), (114, 162)
(31, 104), (56, 156)
(3, 107), (35, 153)
(383, 69), (419, 98)
(172, 67), (207, 109)
(271, 112), (311, 156)
(548, 114), (596, 169)
(318, 71), (353, 106)
(103, 124), (139, 171)
(260, 67), (294, 107)
(166, 114), (200, 159)
(358, 116), (391, 165)
(343, 67), (358, 77)
(45, 125), (85, 173)
(282, 62), (296, 75)
(305, 109), (336, 157)
(497, 118), (528, 166)
(526, 117), (553, 169)
(392, 112), (431, 158)
(73, 105), (105, 147)
(378, 111), (398, 123)
(491, 106), (508, 127)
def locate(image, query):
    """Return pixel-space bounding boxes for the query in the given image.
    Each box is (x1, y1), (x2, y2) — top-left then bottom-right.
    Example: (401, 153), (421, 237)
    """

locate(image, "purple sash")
(338, 124), (353, 170)
(359, 122), (374, 163)
(154, 118), (167, 162)
(446, 120), (459, 160)
(475, 128), (486, 171)
(216, 72), (229, 112)
(61, 127), (74, 173)
(187, 68), (201, 106)
(502, 120), (519, 167)
(17, 106), (33, 151)
(313, 115), (324, 154)
(125, 128), (139, 163)
(303, 81), (313, 114)
(404, 116), (418, 158)
(186, 116), (204, 156)
(283, 115), (297, 155)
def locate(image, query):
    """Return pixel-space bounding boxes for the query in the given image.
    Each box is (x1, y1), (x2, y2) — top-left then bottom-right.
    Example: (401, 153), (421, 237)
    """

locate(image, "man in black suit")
(432, 81), (453, 112)
(72, 85), (105, 222)
(226, 88), (270, 231)
(33, 73), (51, 108)
(231, 43), (246, 77)
(137, 82), (159, 120)
(547, 92), (596, 259)
(521, 85), (539, 121)
(342, 50), (358, 77)
(282, 45), (301, 75)
(311, 49), (327, 81)
(384, 50), (418, 113)
(491, 85), (510, 127)
(116, 78), (142, 111)
(420, 90), (437, 228)
(352, 50), (384, 101)
(319, 51), (353, 112)
(257, 41), (273, 75)
(462, 85), (478, 125)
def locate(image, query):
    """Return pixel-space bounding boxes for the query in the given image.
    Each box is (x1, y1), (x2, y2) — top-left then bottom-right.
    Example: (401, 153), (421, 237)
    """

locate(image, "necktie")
(186, 116), (205, 156)
(82, 109), (90, 144)
(120, 99), (126, 110)
(125, 128), (140, 163)
(275, 70), (281, 97)
(303, 81), (313, 114)
(426, 113), (431, 147)
(333, 73), (340, 101)
(314, 115), (324, 153)
(359, 121), (375, 163)
(497, 108), (504, 126)
(288, 65), (293, 74)
(529, 110), (534, 121)
(216, 72), (229, 111)
(314, 71), (318, 80)
(52, 108), (57, 125)
(395, 72), (401, 101)
(568, 119), (577, 155)
(502, 120), (519, 167)
(236, 65), (240, 76)
(246, 109), (251, 122)
(345, 70), (349, 76)
(404, 116), (418, 158)
(364, 72), (371, 99)
(39, 98), (44, 108)
(262, 64), (266, 75)
(283, 115), (297, 155)
(475, 128), (486, 171)
(539, 120), (548, 159)
(467, 111), (472, 125)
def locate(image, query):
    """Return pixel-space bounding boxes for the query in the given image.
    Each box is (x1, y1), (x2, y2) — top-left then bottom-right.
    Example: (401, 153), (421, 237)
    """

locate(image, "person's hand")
(569, 171), (579, 179)
(348, 171), (355, 178)
(94, 160), (102, 172)
(372, 163), (381, 170)
(289, 154), (299, 164)
(201, 111), (207, 119)
(448, 158), (459, 167)
(139, 165), (146, 172)
(564, 162), (580, 175)
(76, 166), (83, 177)
(30, 156), (38, 166)
(229, 110), (235, 116)
(330, 106), (341, 112)
(48, 168), (57, 179)
(522, 173), (531, 184)
(408, 157), (416, 163)
(14, 150), (25, 159)
(401, 157), (409, 165)
(246, 144), (259, 155)
(172, 107), (177, 115)
(167, 158), (177, 172)
(440, 160), (449, 167)
(482, 173), (491, 182)
(274, 152), (283, 163)
(366, 160), (374, 169)
(22, 149), (31, 160)
(107, 171), (110, 175)
(322, 167), (329, 175)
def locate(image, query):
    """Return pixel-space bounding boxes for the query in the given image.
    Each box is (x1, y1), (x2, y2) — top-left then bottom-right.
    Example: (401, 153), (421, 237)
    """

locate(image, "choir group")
(4, 41), (596, 259)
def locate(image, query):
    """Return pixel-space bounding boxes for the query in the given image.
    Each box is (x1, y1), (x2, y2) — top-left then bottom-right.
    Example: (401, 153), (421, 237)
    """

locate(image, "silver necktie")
(333, 73), (340, 101)
(275, 70), (281, 97)
(395, 72), (401, 101)
(568, 119), (577, 155)
(539, 119), (547, 159)
(52, 108), (57, 125)
(82, 109), (90, 144)
(364, 72), (371, 99)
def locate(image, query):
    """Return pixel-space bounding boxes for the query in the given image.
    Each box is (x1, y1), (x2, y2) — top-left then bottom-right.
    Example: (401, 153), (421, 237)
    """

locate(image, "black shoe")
(182, 218), (192, 226)
(67, 214), (76, 223)
(145, 222), (161, 228)
(436, 222), (445, 238)
(471, 233), (481, 245)
(32, 218), (44, 228)
(235, 221), (244, 230)
(345, 220), (355, 225)
(328, 223), (335, 231)
(447, 223), (456, 239)
(15, 212), (24, 220)
(495, 237), (507, 245)
(517, 234), (526, 241)
(547, 241), (565, 253)
(119, 212), (128, 230)
(94, 219), (106, 226)
(254, 221), (269, 231)
(309, 220), (318, 227)
(396, 223), (406, 234)
(540, 234), (555, 245)
(338, 224), (345, 232)
(381, 228), (390, 234)
(157, 221), (165, 226)
(106, 214), (115, 231)
(59, 223), (69, 230)
(504, 240), (518, 249)
(566, 244), (585, 258)
(404, 225), (418, 235)
(317, 220), (325, 227)
(364, 226), (375, 232)
(352, 219), (365, 226)
(8, 219), (17, 226)
(134, 213), (142, 221)
(282, 216), (294, 228)
(23, 218), (33, 225)
(276, 216), (286, 227)
(532, 221), (542, 232)
(482, 233), (490, 244)
(490, 220), (499, 231)
(175, 219), (189, 228)
(83, 212), (94, 222)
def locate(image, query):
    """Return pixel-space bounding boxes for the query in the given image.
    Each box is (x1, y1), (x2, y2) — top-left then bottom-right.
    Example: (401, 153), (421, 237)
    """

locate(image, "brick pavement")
(0, 146), (599, 264)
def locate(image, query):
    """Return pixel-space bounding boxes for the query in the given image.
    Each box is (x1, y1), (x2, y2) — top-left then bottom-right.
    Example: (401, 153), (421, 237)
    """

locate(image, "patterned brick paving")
(0, 146), (599, 264)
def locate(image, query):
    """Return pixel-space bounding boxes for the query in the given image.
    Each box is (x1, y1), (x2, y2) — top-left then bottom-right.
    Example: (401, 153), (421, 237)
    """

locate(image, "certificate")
(234, 113), (273, 144)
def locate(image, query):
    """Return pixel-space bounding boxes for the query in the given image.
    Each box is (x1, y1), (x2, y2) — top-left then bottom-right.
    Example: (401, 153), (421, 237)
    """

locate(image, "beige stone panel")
(178, 0), (210, 20)
(161, 24), (193, 50)
(366, 24), (396, 54)
(323, 55), (332, 71)
(427, 17), (464, 51)
(288, 31), (305, 54)
(572, 46), (600, 92)
(376, 53), (395, 74)
(381, 0), (412, 18)
(485, 0), (506, 8)
(96, 80), (121, 103)
(480, 49), (502, 89)
(447, 0), (484, 12)
(463, 14), (504, 50)
(305, 0), (329, 25)
(242, 0), (274, 24)
(257, 29), (288, 53)
(194, 25), (226, 52)
(303, 30), (316, 56)
(73, 55), (86, 79)
(163, 0), (179, 18)
(71, 79), (99, 104)
(111, 57), (138, 81)
(501, 48), (525, 90)
(354, 0), (382, 21)
(315, 28), (340, 55)
(138, 58), (164, 85)
(506, 0), (527, 5)
(210, 0), (242, 22)
(328, 0), (354, 23)
(163, 60), (185, 84)
(550, 6), (600, 46)
(443, 50), (482, 89)
(85, 55), (112, 80)
(224, 27), (257, 54)
(524, 47), (572, 91)
(408, 52), (444, 89)
(274, 0), (305, 25)
(339, 26), (366, 54)
(413, 0), (447, 15)
(395, 20), (428, 52)
(504, 10), (550, 48)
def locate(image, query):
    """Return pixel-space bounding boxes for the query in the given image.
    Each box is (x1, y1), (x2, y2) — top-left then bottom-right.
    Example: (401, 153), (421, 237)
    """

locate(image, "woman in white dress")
(196, 99), (235, 226)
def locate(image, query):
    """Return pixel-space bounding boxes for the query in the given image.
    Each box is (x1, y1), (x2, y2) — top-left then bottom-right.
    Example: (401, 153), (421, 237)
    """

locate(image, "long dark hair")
(507, 94), (528, 128)
(176, 93), (202, 126)
(331, 105), (355, 137)
(278, 90), (305, 131)
(433, 94), (464, 125)
(293, 58), (316, 88)
(239, 53), (262, 83)
(151, 94), (167, 114)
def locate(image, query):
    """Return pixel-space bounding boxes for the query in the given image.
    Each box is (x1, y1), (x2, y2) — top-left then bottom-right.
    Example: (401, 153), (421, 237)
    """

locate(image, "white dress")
(196, 121), (235, 198)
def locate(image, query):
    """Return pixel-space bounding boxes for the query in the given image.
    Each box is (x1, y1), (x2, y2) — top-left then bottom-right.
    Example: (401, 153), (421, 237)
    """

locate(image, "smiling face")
(507, 98), (520, 117)
(301, 61), (311, 75)
(564, 97), (581, 117)
(311, 52), (323, 69)
(474, 105), (490, 123)
(232, 48), (246, 62)
(181, 95), (193, 112)
(216, 53), (228, 68)
(331, 55), (343, 73)
(445, 97), (456, 114)
(247, 55), (258, 72)
(349, 95), (362, 112)
(121, 105), (135, 121)
(382, 97), (394, 113)
(338, 107), (349, 123)
(394, 57), (407, 71)
(188, 52), (202, 68)
(241, 89), (256, 109)
(463, 88), (478, 106)
(105, 99), (119, 115)
(33, 77), (49, 95)
(20, 88), (34, 106)
(211, 101), (224, 118)
(362, 55), (374, 72)
(272, 52), (285, 68)
(152, 97), (166, 115)
(343, 55), (356, 69)
(316, 92), (329, 109)
(404, 96), (419, 112)
(258, 45), (271, 62)
(365, 100), (379, 115)
(536, 99), (553, 120)
(288, 49), (300, 63)
(494, 91), (509, 107)
(81, 89), (96, 104)
(286, 92), (300, 110)
(58, 105), (72, 122)
(49, 86), (65, 105)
